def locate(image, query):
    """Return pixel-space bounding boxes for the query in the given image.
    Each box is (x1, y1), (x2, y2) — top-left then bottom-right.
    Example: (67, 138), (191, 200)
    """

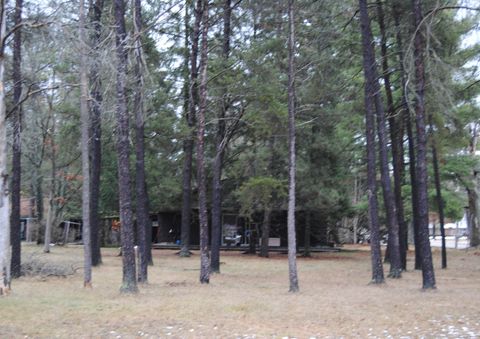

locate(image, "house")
(59, 209), (336, 248)
(19, 196), (40, 242)
(428, 212), (468, 238)
(428, 212), (469, 249)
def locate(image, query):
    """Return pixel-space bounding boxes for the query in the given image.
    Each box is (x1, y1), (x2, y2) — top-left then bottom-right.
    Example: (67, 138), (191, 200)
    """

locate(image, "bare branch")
(3, 21), (54, 50)
(425, 5), (480, 16)
(6, 85), (59, 119)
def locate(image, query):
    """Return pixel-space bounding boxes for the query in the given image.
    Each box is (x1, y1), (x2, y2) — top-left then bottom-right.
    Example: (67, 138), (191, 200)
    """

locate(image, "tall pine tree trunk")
(377, 0), (407, 272)
(10, 0), (23, 279)
(211, 0), (232, 273)
(0, 0), (11, 294)
(78, 0), (92, 287)
(260, 137), (275, 258)
(210, 142), (223, 268)
(89, 0), (104, 267)
(114, 0), (138, 294)
(429, 122), (446, 268)
(44, 101), (56, 254)
(259, 208), (271, 258)
(472, 181), (480, 247)
(360, 0), (402, 278)
(133, 0), (149, 283)
(180, 0), (197, 258)
(197, 0), (210, 284)
(34, 172), (43, 223)
(246, 222), (257, 254)
(468, 130), (480, 248)
(467, 187), (480, 247)
(287, 0), (299, 293)
(411, 0), (436, 289)
(80, 0), (92, 287)
(406, 99), (422, 270)
(392, 0), (421, 271)
(372, 11), (402, 279)
(359, 0), (384, 284)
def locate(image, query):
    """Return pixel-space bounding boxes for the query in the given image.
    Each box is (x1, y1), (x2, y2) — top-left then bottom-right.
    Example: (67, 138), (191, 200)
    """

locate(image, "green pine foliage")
(7, 0), (479, 245)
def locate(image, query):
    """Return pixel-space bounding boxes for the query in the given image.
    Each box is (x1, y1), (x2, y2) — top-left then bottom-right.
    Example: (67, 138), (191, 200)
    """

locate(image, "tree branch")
(425, 5), (480, 16)
(6, 85), (59, 119)
(463, 79), (480, 92)
(3, 21), (54, 50)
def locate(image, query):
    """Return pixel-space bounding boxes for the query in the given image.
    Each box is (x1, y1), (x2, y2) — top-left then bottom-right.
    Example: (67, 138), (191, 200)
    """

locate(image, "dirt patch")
(1, 244), (479, 338)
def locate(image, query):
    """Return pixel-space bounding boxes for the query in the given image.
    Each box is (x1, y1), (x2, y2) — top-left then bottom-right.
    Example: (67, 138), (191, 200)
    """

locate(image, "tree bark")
(34, 172), (44, 222)
(210, 146), (223, 267)
(429, 122), (446, 268)
(365, 2), (401, 279)
(179, 0), (197, 258)
(259, 208), (271, 258)
(10, 0), (23, 279)
(80, 0), (92, 287)
(359, 0), (401, 278)
(287, 0), (299, 293)
(114, 0), (138, 294)
(411, 0), (436, 289)
(88, 0), (104, 267)
(358, 0), (384, 284)
(211, 0), (232, 274)
(392, 0), (420, 271)
(246, 223), (257, 254)
(377, 0), (407, 272)
(406, 99), (422, 270)
(469, 129), (480, 247)
(472, 175), (480, 247)
(44, 100), (56, 254)
(260, 137), (275, 258)
(196, 0), (210, 284)
(0, 0), (11, 294)
(133, 0), (149, 283)
(467, 188), (479, 247)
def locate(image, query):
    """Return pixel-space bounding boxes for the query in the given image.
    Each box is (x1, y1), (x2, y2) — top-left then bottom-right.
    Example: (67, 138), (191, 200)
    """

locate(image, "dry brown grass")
(1, 244), (479, 338)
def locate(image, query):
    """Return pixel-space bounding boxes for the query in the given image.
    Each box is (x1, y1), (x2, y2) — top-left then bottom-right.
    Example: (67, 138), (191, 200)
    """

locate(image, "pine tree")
(88, 0), (104, 268)
(133, 0), (149, 283)
(80, 0), (92, 288)
(197, 0), (210, 284)
(376, 0), (408, 272)
(10, 0), (23, 279)
(180, 0), (197, 258)
(211, 0), (232, 274)
(287, 0), (299, 293)
(358, 0), (385, 284)
(365, 0), (402, 279)
(114, 0), (138, 293)
(411, 0), (436, 289)
(0, 0), (11, 295)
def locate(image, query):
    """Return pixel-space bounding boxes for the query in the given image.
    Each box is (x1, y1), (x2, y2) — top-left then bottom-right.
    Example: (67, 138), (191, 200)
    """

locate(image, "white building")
(429, 213), (469, 249)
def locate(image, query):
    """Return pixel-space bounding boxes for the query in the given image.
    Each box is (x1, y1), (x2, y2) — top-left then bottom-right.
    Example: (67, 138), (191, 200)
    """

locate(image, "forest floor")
(1, 244), (479, 338)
